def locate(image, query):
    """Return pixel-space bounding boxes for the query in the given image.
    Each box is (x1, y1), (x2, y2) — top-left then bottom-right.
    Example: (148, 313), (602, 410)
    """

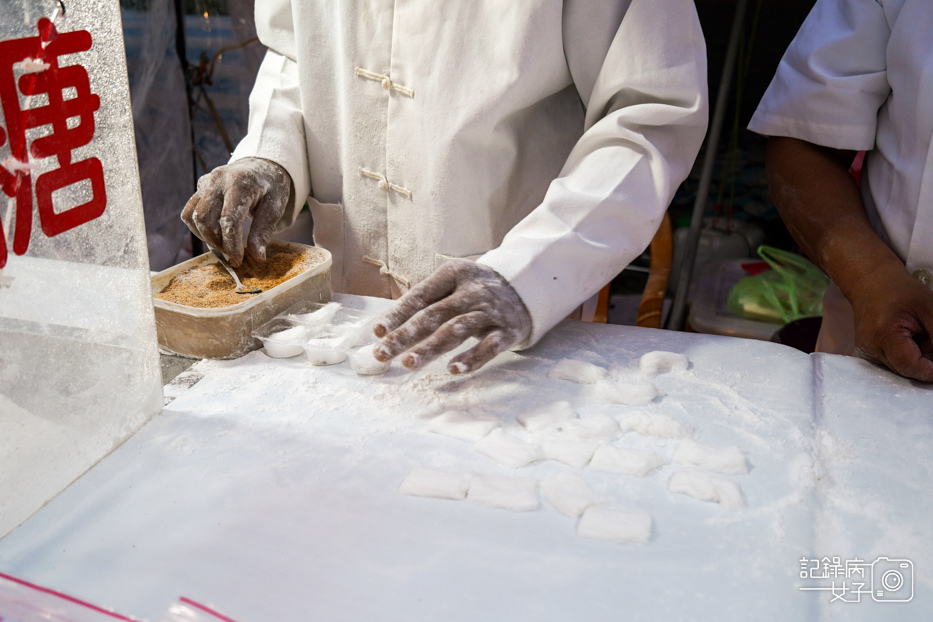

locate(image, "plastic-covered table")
(1, 294), (930, 621)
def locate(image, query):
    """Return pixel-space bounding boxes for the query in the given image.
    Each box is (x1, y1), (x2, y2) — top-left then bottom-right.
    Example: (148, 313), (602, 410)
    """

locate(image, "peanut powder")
(155, 246), (325, 308)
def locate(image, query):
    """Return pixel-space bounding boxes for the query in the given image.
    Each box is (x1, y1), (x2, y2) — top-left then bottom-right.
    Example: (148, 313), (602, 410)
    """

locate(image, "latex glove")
(848, 264), (933, 382)
(372, 259), (532, 374)
(181, 157), (292, 267)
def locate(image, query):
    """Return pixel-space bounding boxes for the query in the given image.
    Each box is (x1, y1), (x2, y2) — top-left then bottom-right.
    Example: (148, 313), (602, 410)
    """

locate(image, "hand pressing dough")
(541, 436), (599, 469)
(617, 410), (690, 439)
(467, 474), (539, 512)
(350, 344), (391, 375)
(474, 429), (543, 468)
(668, 467), (745, 510)
(516, 401), (576, 432)
(540, 472), (608, 518)
(303, 345), (348, 366)
(577, 507), (653, 545)
(589, 446), (665, 477)
(673, 439), (748, 475)
(561, 414), (620, 441)
(639, 351), (689, 376)
(399, 467), (472, 500)
(428, 410), (498, 442)
(548, 358), (609, 384)
(594, 378), (659, 406)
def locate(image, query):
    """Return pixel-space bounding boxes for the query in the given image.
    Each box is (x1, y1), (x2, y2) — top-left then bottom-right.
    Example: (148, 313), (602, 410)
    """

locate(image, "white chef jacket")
(749, 0), (933, 355)
(231, 0), (708, 347)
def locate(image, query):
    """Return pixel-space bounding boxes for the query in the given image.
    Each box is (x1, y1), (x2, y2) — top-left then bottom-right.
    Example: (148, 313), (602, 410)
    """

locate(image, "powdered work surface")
(9, 295), (920, 620)
(577, 507), (653, 545)
(467, 474), (539, 512)
(399, 467), (472, 500)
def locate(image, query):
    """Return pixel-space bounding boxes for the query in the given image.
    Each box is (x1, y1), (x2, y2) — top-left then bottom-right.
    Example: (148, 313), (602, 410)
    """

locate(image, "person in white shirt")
(749, 0), (933, 382)
(182, 1), (708, 373)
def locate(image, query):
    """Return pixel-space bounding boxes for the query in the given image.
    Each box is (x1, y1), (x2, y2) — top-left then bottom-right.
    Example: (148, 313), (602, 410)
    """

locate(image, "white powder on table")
(467, 474), (539, 512)
(617, 410), (690, 440)
(427, 410), (498, 442)
(473, 429), (543, 468)
(399, 467), (472, 500)
(673, 439), (748, 475)
(668, 467), (745, 511)
(516, 401), (576, 433)
(561, 413), (621, 441)
(548, 358), (609, 384)
(577, 507), (653, 545)
(589, 446), (665, 477)
(594, 378), (659, 406)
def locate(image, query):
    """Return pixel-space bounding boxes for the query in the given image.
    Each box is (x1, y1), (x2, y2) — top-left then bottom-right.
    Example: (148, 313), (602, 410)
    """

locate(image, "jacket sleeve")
(477, 0), (708, 347)
(229, 0), (310, 231)
(748, 0), (891, 150)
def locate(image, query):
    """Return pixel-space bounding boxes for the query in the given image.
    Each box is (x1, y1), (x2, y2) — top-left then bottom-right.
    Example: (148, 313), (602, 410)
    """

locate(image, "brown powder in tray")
(155, 245), (324, 308)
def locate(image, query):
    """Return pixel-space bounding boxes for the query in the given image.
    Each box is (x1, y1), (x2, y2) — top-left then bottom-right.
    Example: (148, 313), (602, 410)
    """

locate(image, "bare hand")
(372, 259), (532, 374)
(181, 157), (292, 266)
(849, 264), (933, 382)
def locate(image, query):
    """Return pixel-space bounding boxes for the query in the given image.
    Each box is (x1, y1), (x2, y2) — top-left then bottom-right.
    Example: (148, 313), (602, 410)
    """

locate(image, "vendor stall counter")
(1, 294), (931, 622)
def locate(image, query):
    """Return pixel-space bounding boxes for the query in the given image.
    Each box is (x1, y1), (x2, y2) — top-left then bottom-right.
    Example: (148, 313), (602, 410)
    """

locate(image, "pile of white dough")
(399, 351), (751, 545)
(256, 302), (392, 375)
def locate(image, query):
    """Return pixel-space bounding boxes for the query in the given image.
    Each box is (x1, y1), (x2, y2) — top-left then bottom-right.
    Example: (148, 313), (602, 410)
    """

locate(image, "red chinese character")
(0, 18), (105, 269)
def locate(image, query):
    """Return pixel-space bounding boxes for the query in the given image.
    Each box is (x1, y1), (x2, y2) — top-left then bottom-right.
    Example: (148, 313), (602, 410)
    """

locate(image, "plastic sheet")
(0, 572), (242, 622)
(0, 571), (136, 621)
(0, 0), (162, 538)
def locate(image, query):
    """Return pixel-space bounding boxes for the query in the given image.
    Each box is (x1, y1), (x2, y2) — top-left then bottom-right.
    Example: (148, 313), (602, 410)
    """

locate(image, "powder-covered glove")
(181, 157), (292, 267)
(372, 259), (532, 374)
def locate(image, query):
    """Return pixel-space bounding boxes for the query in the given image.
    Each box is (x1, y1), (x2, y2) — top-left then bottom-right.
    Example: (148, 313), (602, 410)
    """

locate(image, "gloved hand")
(181, 157), (292, 267)
(372, 259), (532, 374)
(848, 263), (933, 382)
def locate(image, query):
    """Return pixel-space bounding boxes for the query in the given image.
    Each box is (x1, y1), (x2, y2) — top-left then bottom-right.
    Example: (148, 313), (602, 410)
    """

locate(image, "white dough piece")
(350, 344), (391, 375)
(673, 439), (748, 475)
(540, 436), (599, 469)
(428, 410), (498, 442)
(639, 351), (689, 377)
(577, 507), (653, 545)
(594, 378), (658, 406)
(547, 358), (609, 384)
(589, 446), (665, 477)
(561, 414), (620, 441)
(303, 345), (348, 366)
(398, 467), (472, 500)
(285, 301), (341, 329)
(540, 472), (608, 518)
(516, 401), (576, 432)
(473, 429), (543, 468)
(467, 474), (539, 512)
(617, 410), (690, 439)
(668, 468), (745, 511)
(261, 325), (311, 358)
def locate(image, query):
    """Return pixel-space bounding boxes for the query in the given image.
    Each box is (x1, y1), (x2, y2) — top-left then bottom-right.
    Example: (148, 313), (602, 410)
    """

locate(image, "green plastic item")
(727, 246), (830, 325)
